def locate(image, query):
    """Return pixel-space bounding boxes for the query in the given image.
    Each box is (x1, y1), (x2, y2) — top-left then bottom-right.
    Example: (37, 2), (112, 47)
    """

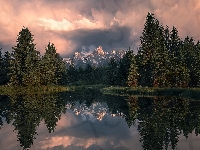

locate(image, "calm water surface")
(0, 89), (200, 150)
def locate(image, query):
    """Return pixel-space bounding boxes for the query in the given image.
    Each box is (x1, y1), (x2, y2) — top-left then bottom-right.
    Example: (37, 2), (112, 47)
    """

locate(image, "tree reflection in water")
(0, 90), (200, 149)
(0, 93), (66, 150)
(126, 96), (200, 150)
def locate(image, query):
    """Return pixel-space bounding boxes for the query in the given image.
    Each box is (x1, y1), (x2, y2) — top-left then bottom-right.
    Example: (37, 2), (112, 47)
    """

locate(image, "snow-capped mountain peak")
(64, 46), (126, 68)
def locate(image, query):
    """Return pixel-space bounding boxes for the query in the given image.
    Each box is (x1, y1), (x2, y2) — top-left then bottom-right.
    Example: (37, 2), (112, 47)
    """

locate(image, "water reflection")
(0, 90), (200, 149)
(0, 93), (67, 150)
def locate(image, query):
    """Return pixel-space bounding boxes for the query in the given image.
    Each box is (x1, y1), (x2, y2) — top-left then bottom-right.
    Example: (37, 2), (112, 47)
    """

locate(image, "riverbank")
(0, 85), (73, 95)
(1, 85), (200, 100)
(101, 86), (200, 99)
(0, 84), (108, 95)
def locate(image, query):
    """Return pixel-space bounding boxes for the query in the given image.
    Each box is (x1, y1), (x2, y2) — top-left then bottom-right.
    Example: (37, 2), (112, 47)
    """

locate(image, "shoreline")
(0, 85), (200, 100)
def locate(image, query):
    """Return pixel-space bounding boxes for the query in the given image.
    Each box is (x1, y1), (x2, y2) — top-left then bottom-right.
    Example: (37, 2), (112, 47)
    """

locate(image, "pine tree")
(183, 36), (198, 87)
(0, 48), (5, 85)
(165, 26), (178, 87)
(195, 40), (200, 86)
(137, 12), (169, 87)
(177, 40), (190, 87)
(66, 63), (78, 84)
(41, 42), (66, 85)
(107, 57), (119, 85)
(84, 63), (94, 84)
(165, 27), (190, 87)
(118, 47), (134, 86)
(3, 51), (12, 85)
(152, 24), (170, 87)
(9, 26), (40, 86)
(164, 25), (170, 51)
(56, 53), (67, 85)
(137, 12), (157, 87)
(127, 54), (138, 87)
(22, 45), (41, 86)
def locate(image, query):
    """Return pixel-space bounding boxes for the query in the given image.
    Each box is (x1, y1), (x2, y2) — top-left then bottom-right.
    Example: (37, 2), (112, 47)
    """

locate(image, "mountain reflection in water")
(0, 89), (200, 150)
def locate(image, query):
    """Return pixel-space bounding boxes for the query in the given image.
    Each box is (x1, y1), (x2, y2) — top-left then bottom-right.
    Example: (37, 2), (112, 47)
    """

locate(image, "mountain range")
(63, 46), (127, 69)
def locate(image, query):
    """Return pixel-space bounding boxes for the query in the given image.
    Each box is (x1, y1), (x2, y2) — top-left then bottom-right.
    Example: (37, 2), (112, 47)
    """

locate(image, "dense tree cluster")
(127, 12), (200, 88)
(0, 26), (66, 86)
(0, 50), (11, 85)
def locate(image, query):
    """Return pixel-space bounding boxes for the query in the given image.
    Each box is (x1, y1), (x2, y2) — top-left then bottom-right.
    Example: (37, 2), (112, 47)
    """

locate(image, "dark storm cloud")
(53, 25), (140, 57)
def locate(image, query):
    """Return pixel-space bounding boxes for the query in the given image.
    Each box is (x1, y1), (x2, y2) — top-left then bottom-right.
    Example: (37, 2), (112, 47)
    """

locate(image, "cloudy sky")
(0, 0), (200, 58)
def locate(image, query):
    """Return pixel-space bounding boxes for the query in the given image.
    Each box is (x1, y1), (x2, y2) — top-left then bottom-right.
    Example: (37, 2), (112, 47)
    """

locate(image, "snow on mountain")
(63, 46), (126, 69)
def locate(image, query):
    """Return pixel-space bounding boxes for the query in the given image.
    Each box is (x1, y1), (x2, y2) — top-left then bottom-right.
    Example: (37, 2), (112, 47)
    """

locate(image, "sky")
(0, 0), (200, 58)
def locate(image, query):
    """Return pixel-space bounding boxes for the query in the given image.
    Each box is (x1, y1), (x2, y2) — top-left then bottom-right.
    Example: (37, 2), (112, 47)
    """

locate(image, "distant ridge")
(63, 46), (127, 68)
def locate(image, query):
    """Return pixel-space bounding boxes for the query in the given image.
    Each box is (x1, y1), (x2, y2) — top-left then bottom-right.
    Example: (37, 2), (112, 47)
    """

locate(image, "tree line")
(0, 26), (67, 86)
(127, 12), (200, 88)
(1, 12), (200, 88)
(0, 26), (135, 87)
(66, 47), (133, 86)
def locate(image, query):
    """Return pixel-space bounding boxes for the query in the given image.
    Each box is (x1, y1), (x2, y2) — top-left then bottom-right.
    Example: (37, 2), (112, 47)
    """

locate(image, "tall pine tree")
(0, 48), (5, 85)
(3, 51), (12, 85)
(194, 40), (200, 87)
(137, 12), (170, 87)
(41, 42), (66, 85)
(127, 53), (138, 87)
(166, 27), (190, 87)
(183, 36), (198, 87)
(118, 47), (134, 86)
(151, 24), (170, 87)
(9, 26), (41, 86)
(107, 57), (119, 85)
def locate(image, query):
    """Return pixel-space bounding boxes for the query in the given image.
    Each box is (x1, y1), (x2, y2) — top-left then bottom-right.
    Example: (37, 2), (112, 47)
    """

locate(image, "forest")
(0, 12), (200, 88)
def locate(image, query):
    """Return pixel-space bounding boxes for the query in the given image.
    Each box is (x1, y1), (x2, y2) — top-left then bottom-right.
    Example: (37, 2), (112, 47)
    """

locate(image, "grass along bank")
(1, 84), (200, 100)
(101, 86), (200, 99)
(0, 85), (74, 95)
(0, 84), (106, 95)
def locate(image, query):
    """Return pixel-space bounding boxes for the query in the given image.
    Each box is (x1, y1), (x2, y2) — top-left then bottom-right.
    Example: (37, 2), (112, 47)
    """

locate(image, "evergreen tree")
(164, 25), (170, 51)
(137, 12), (156, 87)
(151, 24), (170, 87)
(84, 63), (94, 84)
(9, 26), (41, 86)
(66, 63), (78, 84)
(55, 53), (67, 85)
(41, 42), (66, 85)
(117, 47), (134, 86)
(107, 57), (119, 85)
(195, 40), (200, 86)
(97, 66), (108, 85)
(0, 48), (5, 85)
(127, 54), (138, 87)
(183, 36), (198, 87)
(76, 67), (85, 85)
(166, 27), (190, 87)
(22, 45), (41, 86)
(3, 51), (12, 85)
(137, 12), (169, 87)
(0, 49), (11, 85)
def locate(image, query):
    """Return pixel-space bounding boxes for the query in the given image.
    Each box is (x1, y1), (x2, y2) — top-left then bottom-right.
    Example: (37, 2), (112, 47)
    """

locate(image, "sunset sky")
(0, 0), (200, 58)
